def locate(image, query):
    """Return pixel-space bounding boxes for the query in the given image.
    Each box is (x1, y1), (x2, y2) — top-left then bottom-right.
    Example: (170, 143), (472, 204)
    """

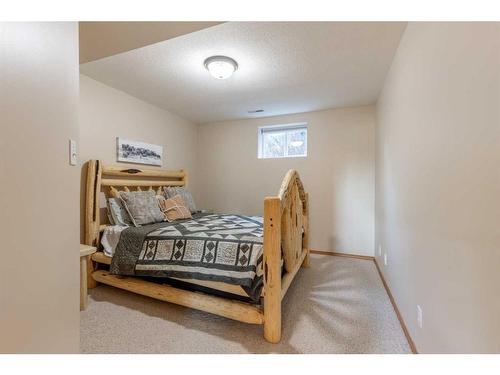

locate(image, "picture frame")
(116, 137), (163, 166)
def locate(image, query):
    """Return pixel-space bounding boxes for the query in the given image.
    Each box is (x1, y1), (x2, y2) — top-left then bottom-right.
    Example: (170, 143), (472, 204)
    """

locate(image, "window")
(258, 123), (308, 159)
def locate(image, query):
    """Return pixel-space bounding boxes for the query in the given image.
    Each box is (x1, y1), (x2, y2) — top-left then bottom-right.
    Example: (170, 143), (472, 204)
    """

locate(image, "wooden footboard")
(84, 160), (309, 343)
(263, 170), (309, 343)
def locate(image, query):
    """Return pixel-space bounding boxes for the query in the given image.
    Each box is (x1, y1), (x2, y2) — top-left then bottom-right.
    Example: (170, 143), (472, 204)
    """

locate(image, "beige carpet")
(80, 254), (411, 353)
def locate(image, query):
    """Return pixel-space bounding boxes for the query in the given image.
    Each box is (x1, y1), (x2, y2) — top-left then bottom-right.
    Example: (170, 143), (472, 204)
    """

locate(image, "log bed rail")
(84, 160), (309, 343)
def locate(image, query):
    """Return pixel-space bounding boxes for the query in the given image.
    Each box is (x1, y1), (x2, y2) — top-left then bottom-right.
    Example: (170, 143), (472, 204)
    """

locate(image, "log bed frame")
(84, 159), (310, 343)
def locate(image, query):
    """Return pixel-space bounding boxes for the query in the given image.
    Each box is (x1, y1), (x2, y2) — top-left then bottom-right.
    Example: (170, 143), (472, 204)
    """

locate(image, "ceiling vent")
(248, 109), (264, 114)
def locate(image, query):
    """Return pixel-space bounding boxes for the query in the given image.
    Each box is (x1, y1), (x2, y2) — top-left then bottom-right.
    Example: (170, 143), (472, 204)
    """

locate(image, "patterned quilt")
(110, 213), (265, 300)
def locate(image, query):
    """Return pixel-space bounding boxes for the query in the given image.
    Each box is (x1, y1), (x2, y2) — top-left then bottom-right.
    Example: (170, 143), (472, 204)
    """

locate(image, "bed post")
(84, 159), (102, 289)
(263, 196), (282, 343)
(181, 169), (188, 186)
(301, 192), (310, 268)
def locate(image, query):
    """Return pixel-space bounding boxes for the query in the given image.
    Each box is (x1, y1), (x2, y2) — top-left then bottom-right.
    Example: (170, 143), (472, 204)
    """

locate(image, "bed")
(84, 159), (310, 343)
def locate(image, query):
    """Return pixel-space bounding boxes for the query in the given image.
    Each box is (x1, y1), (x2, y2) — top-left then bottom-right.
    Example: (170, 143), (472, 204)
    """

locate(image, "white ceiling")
(80, 22), (406, 124)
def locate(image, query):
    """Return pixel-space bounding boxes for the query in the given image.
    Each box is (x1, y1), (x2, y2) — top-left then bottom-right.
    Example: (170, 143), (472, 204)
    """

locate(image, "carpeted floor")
(80, 254), (411, 353)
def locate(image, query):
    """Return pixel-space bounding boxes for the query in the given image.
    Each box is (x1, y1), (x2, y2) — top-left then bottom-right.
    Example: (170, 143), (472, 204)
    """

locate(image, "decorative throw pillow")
(107, 198), (133, 226)
(119, 190), (165, 226)
(158, 194), (192, 222)
(163, 186), (197, 213)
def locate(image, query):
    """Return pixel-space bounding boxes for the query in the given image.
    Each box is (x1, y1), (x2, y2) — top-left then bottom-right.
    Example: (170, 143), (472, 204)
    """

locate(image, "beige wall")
(198, 107), (375, 256)
(0, 23), (80, 353)
(79, 22), (222, 63)
(376, 22), (500, 353)
(79, 75), (199, 239)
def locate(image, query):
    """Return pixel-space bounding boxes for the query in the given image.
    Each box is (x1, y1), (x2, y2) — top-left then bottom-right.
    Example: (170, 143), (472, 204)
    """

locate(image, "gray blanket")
(110, 213), (264, 300)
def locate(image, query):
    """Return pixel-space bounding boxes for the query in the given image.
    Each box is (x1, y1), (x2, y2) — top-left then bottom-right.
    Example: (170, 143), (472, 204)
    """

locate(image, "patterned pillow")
(107, 198), (133, 226)
(163, 187), (197, 213)
(158, 194), (192, 222)
(119, 190), (165, 227)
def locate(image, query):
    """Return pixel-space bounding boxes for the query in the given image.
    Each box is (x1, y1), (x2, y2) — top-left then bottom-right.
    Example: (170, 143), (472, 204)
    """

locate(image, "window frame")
(257, 122), (308, 159)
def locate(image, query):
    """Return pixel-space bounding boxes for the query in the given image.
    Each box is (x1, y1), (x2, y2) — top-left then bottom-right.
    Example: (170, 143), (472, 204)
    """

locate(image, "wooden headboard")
(84, 160), (188, 248)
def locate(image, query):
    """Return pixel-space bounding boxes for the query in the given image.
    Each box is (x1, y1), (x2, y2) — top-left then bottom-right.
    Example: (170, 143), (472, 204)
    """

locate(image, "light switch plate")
(69, 139), (77, 166)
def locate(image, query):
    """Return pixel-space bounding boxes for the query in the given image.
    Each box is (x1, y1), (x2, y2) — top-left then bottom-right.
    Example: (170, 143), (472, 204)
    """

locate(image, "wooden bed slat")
(91, 252), (250, 298)
(92, 270), (264, 325)
(102, 166), (185, 179)
(101, 178), (185, 187)
(92, 252), (112, 265)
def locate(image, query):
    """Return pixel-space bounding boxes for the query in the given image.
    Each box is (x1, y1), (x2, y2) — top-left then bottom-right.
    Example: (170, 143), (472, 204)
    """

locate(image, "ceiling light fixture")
(204, 55), (238, 79)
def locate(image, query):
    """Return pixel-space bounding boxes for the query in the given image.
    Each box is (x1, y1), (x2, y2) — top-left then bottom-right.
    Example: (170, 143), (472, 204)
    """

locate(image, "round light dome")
(204, 55), (238, 79)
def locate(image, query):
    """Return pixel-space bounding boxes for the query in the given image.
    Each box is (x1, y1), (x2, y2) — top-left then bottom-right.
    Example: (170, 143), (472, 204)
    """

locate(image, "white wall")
(0, 23), (80, 353)
(198, 106), (375, 256)
(79, 75), (199, 239)
(376, 22), (500, 353)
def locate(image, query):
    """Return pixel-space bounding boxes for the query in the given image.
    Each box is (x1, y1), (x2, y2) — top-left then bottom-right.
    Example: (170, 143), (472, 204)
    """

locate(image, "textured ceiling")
(80, 22), (406, 124)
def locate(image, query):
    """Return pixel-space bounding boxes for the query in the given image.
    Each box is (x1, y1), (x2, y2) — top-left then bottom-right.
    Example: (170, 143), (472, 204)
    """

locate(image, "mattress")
(102, 213), (265, 300)
(101, 225), (127, 257)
